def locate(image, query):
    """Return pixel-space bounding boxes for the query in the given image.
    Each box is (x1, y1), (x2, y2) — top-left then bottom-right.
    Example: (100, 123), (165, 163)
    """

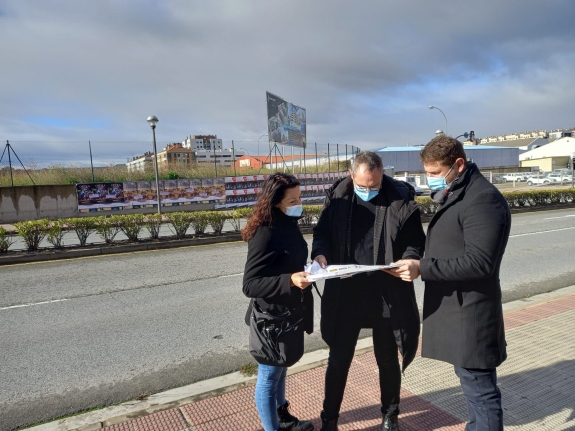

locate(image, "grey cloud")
(0, 0), (574, 157)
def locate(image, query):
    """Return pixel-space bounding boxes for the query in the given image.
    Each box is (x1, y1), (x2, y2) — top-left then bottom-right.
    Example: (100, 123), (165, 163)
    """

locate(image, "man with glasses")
(312, 151), (426, 431)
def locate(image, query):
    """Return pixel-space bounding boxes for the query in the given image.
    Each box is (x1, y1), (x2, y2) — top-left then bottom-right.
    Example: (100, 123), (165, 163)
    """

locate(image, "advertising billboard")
(266, 91), (306, 148)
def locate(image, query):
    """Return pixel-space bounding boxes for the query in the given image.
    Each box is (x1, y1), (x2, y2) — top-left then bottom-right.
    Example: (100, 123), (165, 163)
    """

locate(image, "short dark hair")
(352, 151), (383, 173)
(420, 136), (467, 166)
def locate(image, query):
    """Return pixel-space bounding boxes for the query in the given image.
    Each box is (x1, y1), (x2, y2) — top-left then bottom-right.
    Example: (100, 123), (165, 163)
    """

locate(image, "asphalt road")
(1, 208), (575, 430)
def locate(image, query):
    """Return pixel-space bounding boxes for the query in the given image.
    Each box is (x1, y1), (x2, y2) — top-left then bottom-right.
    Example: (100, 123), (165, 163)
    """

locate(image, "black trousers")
(322, 287), (401, 421)
(454, 366), (503, 431)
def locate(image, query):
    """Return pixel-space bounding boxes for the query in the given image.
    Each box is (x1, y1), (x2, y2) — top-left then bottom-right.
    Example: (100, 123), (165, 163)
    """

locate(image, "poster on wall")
(77, 183), (125, 212)
(266, 91), (306, 148)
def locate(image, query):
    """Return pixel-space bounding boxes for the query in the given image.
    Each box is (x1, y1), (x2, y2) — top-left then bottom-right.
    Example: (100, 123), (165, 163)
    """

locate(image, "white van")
(393, 176), (424, 196)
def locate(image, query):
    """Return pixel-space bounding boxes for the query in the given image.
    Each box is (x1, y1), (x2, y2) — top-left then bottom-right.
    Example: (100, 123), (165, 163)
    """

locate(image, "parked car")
(394, 175), (424, 196)
(526, 175), (552, 186)
(547, 173), (572, 183)
(502, 173), (527, 182)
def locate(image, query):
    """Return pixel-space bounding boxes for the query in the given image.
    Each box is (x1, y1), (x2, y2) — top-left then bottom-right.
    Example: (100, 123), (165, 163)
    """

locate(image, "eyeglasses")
(354, 185), (380, 192)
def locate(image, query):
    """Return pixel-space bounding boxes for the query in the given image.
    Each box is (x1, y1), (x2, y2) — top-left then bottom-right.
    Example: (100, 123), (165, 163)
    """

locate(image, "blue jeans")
(255, 364), (287, 431)
(454, 366), (503, 431)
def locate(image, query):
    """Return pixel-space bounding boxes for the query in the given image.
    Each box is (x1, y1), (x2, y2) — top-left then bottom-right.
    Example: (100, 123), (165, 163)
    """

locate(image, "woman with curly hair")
(242, 173), (314, 431)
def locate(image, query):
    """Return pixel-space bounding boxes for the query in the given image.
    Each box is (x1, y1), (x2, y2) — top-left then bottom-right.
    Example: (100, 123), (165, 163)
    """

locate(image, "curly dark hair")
(420, 135), (467, 166)
(241, 173), (300, 241)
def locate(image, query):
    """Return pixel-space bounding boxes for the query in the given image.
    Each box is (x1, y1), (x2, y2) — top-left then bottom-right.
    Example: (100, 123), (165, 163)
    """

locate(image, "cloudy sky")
(1, 0), (574, 165)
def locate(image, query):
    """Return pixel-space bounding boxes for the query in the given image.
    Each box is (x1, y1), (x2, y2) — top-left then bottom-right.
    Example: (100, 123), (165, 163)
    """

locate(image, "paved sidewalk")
(32, 289), (575, 431)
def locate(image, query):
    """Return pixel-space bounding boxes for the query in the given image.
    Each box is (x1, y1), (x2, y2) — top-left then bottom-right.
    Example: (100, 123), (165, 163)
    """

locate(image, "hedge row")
(2, 189), (573, 253)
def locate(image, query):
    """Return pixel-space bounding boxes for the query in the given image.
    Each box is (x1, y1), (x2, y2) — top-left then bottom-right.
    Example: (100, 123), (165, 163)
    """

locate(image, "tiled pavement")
(101, 294), (575, 431)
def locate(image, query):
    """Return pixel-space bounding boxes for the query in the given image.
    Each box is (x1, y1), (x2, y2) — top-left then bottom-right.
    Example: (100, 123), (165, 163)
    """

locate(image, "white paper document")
(304, 261), (403, 282)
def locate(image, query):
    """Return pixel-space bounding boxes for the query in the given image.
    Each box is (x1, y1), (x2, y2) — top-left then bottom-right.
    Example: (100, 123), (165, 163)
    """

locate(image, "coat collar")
(430, 163), (480, 221)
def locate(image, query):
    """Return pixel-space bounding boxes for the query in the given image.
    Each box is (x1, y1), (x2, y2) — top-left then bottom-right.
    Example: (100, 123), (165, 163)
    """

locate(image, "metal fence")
(0, 140), (361, 187)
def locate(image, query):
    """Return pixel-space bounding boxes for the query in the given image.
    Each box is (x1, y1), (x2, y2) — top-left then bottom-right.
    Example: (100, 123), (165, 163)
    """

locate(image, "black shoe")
(381, 414), (399, 431)
(277, 400), (314, 431)
(319, 411), (338, 431)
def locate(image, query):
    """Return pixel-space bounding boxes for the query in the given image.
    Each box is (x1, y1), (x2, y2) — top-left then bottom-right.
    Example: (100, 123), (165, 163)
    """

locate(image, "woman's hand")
(290, 272), (312, 289)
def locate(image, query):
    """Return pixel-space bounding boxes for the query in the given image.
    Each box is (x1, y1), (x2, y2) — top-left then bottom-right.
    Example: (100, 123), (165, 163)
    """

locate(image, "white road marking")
(0, 298), (69, 311)
(543, 214), (575, 220)
(510, 226), (575, 238)
(217, 272), (244, 279)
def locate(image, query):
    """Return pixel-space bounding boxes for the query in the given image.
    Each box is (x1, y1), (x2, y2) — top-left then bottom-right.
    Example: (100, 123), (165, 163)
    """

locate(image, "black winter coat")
(312, 175), (426, 371)
(420, 163), (511, 369)
(243, 209), (314, 335)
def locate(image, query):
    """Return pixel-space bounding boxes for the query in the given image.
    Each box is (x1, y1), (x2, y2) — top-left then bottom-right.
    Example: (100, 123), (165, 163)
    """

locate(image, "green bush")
(299, 205), (322, 227)
(236, 207), (254, 221)
(144, 213), (163, 240)
(46, 220), (66, 248)
(66, 217), (97, 247)
(118, 214), (144, 241)
(0, 226), (15, 252)
(207, 211), (228, 235)
(227, 210), (243, 232)
(166, 212), (192, 239)
(190, 211), (209, 236)
(14, 220), (50, 251)
(95, 216), (122, 244)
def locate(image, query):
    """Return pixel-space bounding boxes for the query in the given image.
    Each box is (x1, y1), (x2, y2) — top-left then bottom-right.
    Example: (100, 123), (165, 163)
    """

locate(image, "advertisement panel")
(266, 91), (306, 148)
(77, 182), (125, 212)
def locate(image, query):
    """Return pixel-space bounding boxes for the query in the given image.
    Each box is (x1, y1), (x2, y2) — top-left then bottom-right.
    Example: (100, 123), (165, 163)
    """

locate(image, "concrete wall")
(0, 185), (78, 223)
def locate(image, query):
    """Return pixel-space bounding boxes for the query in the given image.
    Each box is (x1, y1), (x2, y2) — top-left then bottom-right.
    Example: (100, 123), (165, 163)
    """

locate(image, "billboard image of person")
(266, 91), (306, 148)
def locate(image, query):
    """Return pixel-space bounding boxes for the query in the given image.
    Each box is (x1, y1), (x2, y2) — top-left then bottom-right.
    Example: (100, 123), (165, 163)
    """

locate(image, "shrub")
(0, 226), (15, 252)
(66, 217), (97, 247)
(236, 207), (254, 221)
(190, 211), (210, 236)
(167, 212), (193, 239)
(299, 205), (322, 227)
(118, 214), (144, 241)
(207, 211), (228, 235)
(226, 210), (242, 232)
(144, 213), (164, 240)
(46, 219), (66, 248)
(95, 216), (122, 244)
(14, 219), (50, 251)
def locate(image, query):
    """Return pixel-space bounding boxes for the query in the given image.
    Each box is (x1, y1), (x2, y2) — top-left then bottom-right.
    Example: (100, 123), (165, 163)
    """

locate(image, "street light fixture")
(146, 115), (162, 215)
(429, 106), (448, 135)
(239, 147), (250, 156)
(257, 134), (268, 158)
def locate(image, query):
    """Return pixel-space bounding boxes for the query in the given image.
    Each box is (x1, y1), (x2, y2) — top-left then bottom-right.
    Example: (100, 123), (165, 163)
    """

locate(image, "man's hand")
(314, 255), (327, 268)
(290, 272), (312, 289)
(383, 259), (421, 282)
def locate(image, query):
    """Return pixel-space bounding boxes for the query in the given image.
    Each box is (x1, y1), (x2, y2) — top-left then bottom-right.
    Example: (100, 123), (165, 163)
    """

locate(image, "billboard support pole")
(231, 140), (236, 177)
(302, 147), (305, 174)
(291, 146), (294, 173)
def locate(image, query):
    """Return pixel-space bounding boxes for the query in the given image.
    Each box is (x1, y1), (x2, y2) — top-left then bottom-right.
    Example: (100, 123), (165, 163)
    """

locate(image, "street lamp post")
(429, 106), (448, 136)
(146, 115), (162, 215)
(257, 134), (268, 158)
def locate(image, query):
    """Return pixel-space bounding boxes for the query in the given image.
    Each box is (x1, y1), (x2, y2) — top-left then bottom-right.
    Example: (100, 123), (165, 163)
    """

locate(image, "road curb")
(23, 285), (575, 431)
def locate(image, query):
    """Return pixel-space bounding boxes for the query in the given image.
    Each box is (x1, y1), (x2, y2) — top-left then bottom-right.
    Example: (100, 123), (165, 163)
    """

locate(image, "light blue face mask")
(285, 204), (303, 217)
(354, 186), (379, 202)
(427, 164), (456, 192)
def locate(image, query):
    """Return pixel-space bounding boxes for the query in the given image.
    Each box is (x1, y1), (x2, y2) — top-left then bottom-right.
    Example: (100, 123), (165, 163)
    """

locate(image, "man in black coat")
(312, 151), (426, 431)
(391, 136), (511, 431)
